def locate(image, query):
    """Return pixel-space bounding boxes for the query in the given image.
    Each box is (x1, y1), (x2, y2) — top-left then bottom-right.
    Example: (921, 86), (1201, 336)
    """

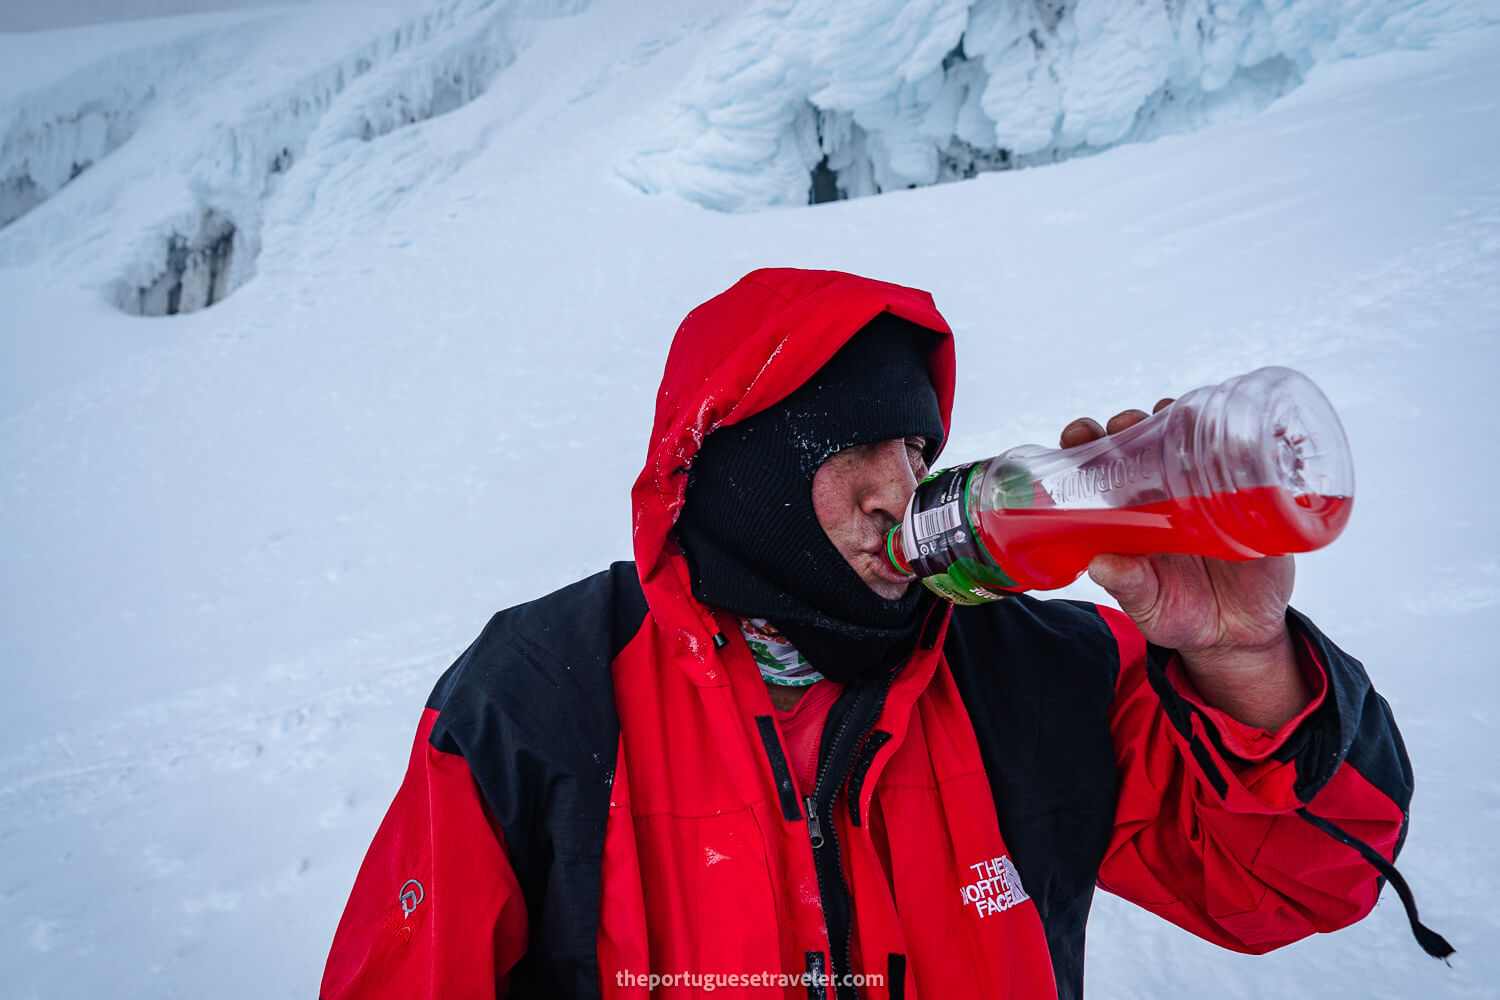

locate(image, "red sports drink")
(885, 367), (1355, 604)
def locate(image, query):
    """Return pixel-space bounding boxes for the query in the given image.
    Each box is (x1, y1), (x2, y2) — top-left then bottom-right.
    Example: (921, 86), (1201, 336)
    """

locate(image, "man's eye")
(906, 439), (929, 472)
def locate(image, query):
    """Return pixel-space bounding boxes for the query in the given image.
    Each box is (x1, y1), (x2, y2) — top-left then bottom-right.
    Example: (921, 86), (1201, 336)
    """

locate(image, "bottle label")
(906, 463), (1019, 604)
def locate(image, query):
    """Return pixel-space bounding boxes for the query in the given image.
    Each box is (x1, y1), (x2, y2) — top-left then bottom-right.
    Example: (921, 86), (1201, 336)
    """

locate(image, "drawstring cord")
(1295, 807), (1455, 961)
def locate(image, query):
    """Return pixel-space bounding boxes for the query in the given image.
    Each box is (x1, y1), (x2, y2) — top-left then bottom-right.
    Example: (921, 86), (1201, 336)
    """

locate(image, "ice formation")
(618, 0), (1499, 211)
(2, 2), (1498, 998)
(0, 0), (544, 315)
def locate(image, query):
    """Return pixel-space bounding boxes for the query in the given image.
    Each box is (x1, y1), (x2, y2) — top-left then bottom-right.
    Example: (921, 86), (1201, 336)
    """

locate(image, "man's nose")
(859, 439), (919, 520)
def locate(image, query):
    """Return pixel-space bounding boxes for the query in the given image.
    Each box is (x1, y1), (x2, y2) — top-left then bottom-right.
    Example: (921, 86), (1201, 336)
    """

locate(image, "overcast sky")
(0, 0), (326, 33)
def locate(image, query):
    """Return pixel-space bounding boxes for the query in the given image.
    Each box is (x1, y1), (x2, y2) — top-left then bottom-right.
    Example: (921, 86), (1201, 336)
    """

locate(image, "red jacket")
(321, 269), (1421, 999)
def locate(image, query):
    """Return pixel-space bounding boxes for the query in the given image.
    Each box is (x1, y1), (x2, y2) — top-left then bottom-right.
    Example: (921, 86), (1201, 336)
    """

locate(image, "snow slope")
(1, 1), (1497, 997)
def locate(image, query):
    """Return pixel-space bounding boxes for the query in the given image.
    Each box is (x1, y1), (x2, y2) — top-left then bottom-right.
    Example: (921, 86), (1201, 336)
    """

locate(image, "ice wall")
(618, 0), (1499, 212)
(110, 0), (523, 316)
(0, 26), (245, 230)
(0, 0), (557, 315)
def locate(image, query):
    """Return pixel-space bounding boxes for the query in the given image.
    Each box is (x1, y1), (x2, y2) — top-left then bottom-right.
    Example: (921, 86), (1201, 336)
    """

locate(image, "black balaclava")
(674, 311), (945, 683)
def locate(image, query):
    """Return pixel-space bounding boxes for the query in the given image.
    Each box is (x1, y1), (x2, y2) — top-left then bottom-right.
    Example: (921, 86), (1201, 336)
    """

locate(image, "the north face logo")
(399, 879), (424, 917)
(960, 855), (1030, 918)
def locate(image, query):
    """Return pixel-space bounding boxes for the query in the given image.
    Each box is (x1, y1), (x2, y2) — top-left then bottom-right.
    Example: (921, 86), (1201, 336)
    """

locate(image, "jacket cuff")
(1164, 625), (1330, 762)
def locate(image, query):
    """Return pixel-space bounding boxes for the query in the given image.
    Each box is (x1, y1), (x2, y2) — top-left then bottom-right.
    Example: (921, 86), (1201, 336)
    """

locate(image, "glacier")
(0, 1), (1497, 998)
(0, 0), (546, 314)
(618, 0), (1500, 211)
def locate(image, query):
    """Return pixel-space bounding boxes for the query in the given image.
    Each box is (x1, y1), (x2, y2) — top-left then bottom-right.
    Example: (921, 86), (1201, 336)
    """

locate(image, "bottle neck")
(885, 525), (915, 577)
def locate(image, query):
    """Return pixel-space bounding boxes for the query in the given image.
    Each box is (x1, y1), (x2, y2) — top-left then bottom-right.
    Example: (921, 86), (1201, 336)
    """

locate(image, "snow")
(1, 1), (1497, 997)
(618, 0), (1500, 210)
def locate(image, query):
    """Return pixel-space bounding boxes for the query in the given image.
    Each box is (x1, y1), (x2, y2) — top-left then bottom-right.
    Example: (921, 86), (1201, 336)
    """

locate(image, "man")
(321, 269), (1442, 999)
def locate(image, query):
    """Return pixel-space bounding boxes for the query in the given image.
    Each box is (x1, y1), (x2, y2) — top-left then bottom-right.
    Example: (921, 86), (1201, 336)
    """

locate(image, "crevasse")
(616, 0), (1497, 212)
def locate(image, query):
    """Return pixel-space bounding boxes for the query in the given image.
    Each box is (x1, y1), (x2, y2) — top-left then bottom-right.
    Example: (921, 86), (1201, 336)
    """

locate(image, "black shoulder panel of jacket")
(943, 595), (1121, 1000)
(424, 561), (648, 999)
(1142, 606), (1414, 839)
(1284, 607), (1414, 824)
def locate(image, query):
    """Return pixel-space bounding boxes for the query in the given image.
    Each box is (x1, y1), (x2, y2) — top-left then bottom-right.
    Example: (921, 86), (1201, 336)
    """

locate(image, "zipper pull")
(804, 796), (824, 849)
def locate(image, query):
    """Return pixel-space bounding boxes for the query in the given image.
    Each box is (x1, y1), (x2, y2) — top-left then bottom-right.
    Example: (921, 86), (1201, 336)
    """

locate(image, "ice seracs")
(0, 0), (534, 315)
(618, 0), (1498, 211)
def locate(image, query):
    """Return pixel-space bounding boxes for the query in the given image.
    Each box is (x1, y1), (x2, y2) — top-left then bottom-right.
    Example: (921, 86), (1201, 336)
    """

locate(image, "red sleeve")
(321, 707), (529, 999)
(1163, 629), (1329, 764)
(1095, 606), (1406, 954)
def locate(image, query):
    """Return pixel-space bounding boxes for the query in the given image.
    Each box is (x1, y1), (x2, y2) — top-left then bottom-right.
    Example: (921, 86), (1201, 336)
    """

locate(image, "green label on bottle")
(906, 463), (1019, 604)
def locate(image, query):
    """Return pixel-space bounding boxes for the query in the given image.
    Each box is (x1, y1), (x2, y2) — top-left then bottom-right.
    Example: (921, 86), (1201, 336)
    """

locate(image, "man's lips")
(865, 546), (912, 584)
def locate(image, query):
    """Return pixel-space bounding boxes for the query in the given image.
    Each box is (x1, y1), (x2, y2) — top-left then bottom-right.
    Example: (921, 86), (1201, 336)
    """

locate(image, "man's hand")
(1061, 401), (1311, 731)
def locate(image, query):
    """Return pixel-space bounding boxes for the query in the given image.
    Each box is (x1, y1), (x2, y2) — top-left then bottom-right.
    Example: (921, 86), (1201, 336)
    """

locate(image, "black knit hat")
(675, 312), (944, 681)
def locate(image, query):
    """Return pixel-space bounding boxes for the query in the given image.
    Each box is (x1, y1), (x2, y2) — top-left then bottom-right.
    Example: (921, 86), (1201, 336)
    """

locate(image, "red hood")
(630, 268), (956, 673)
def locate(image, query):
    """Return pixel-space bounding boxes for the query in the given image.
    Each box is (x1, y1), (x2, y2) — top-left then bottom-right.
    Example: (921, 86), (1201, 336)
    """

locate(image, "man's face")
(811, 436), (931, 600)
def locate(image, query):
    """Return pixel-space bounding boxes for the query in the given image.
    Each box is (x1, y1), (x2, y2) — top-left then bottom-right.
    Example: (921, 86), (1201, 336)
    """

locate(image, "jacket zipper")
(806, 675), (893, 1000)
(805, 796), (825, 848)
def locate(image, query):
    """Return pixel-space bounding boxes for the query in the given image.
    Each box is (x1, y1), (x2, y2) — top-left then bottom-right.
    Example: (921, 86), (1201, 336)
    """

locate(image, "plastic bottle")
(885, 366), (1355, 605)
